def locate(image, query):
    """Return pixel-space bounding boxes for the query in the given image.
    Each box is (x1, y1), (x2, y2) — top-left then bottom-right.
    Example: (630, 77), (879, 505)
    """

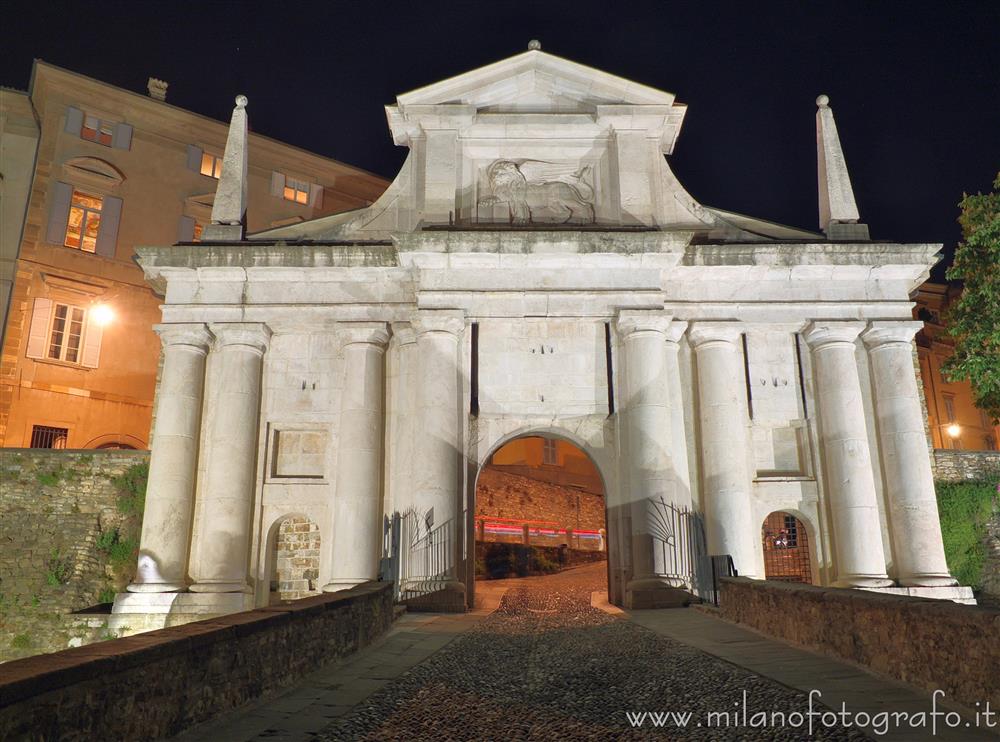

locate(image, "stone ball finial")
(528, 39), (541, 51)
(816, 94), (830, 108)
(235, 94), (248, 109)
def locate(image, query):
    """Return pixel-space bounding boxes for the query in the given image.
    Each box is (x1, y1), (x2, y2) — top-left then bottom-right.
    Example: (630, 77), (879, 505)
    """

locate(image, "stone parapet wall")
(719, 577), (1000, 712)
(932, 449), (1000, 482)
(0, 581), (394, 741)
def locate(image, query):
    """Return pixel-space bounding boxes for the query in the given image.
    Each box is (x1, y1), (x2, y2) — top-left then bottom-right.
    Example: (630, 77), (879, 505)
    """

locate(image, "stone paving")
(319, 565), (867, 741)
(178, 564), (995, 741)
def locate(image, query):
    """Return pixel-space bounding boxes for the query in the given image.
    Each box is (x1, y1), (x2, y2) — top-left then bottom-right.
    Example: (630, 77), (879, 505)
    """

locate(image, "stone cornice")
(394, 230), (692, 256)
(685, 243), (941, 268)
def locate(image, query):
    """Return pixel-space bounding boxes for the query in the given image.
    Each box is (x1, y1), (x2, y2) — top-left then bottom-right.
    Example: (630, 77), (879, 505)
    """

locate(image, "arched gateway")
(114, 46), (970, 631)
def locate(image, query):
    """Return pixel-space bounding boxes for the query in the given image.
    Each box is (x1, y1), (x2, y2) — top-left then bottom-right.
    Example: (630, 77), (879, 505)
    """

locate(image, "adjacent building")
(913, 282), (999, 451)
(0, 62), (387, 449)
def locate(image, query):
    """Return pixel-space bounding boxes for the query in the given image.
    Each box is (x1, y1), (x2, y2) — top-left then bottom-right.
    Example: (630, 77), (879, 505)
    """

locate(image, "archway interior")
(761, 511), (812, 584)
(269, 516), (322, 604)
(475, 436), (607, 584)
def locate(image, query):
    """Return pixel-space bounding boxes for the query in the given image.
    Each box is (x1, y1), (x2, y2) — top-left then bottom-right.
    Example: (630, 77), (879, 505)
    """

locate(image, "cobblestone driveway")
(319, 564), (867, 741)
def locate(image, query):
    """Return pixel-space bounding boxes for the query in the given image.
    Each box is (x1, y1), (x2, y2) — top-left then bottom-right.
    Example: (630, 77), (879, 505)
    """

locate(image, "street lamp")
(91, 304), (114, 326)
(945, 423), (961, 440)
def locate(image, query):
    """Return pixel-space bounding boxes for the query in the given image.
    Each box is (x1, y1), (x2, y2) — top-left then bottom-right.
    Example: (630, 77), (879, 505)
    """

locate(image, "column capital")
(154, 323), (213, 352)
(616, 309), (674, 338)
(665, 320), (688, 345)
(801, 321), (866, 349)
(340, 322), (391, 348)
(390, 321), (417, 346)
(208, 322), (271, 355)
(861, 321), (923, 349)
(687, 321), (744, 348)
(411, 310), (465, 338)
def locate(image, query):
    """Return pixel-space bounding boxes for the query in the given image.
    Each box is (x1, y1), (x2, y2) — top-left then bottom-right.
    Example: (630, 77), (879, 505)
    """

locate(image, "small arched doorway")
(761, 511), (813, 583)
(268, 515), (322, 603)
(473, 435), (608, 590)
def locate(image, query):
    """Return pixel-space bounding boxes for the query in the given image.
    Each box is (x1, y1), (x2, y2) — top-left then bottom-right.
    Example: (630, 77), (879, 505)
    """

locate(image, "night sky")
(4, 1), (999, 278)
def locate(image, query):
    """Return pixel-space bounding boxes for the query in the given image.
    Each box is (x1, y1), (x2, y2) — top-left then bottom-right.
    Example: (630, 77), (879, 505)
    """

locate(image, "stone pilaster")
(411, 311), (466, 599)
(617, 311), (687, 605)
(387, 322), (417, 516)
(664, 321), (692, 505)
(863, 322), (956, 587)
(324, 324), (391, 592)
(190, 323), (270, 594)
(128, 324), (212, 593)
(688, 322), (759, 577)
(803, 321), (892, 588)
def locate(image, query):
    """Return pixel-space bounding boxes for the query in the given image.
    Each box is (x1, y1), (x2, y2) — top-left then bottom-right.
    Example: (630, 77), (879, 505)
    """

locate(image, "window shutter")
(95, 196), (123, 258)
(186, 144), (203, 172)
(177, 215), (196, 243)
(270, 171), (285, 197)
(25, 298), (54, 359)
(64, 106), (83, 136)
(309, 184), (324, 209)
(112, 123), (133, 150)
(45, 182), (74, 245)
(80, 309), (104, 369)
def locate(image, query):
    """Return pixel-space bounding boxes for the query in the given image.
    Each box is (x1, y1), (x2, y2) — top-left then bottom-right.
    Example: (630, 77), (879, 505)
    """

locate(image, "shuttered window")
(75, 110), (132, 150)
(25, 298), (104, 368)
(64, 190), (103, 253)
(47, 182), (122, 259)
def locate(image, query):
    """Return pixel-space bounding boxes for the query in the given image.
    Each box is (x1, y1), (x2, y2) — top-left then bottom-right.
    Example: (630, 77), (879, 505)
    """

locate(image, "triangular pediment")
(396, 50), (677, 112)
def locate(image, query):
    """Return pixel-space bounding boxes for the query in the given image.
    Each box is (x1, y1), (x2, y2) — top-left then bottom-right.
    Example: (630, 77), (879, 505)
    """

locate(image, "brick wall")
(933, 449), (1000, 482)
(0, 582), (394, 740)
(719, 577), (1000, 712)
(0, 449), (149, 661)
(273, 517), (321, 601)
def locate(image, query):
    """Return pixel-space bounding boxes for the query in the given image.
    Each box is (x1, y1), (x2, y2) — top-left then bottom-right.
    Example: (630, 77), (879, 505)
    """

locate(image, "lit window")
(64, 190), (103, 253)
(81, 114), (114, 147)
(943, 395), (956, 423)
(542, 438), (558, 465)
(30, 425), (69, 449)
(200, 152), (223, 179)
(283, 177), (310, 205)
(48, 303), (86, 363)
(193, 223), (204, 242)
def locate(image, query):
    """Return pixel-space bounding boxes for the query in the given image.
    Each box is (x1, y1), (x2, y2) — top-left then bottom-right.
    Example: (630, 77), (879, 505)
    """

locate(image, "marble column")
(689, 323), (759, 577)
(803, 322), (892, 588)
(387, 323), (417, 517)
(412, 311), (465, 597)
(128, 324), (212, 592)
(323, 324), (390, 592)
(190, 323), (270, 593)
(617, 310), (683, 598)
(863, 322), (955, 587)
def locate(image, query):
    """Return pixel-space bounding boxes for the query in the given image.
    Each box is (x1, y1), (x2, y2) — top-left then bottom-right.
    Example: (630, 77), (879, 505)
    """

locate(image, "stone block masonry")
(933, 449), (1000, 482)
(719, 577), (1000, 713)
(0, 581), (394, 740)
(0, 449), (150, 661)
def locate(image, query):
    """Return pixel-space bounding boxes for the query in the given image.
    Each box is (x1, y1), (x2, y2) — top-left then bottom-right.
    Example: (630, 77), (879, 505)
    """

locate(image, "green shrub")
(97, 587), (117, 604)
(95, 528), (119, 553)
(10, 633), (31, 649)
(45, 549), (72, 586)
(936, 478), (999, 589)
(111, 462), (148, 518)
(35, 467), (62, 487)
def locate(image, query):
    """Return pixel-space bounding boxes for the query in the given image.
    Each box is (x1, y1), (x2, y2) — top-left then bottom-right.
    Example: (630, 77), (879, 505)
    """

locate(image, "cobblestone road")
(319, 564), (867, 741)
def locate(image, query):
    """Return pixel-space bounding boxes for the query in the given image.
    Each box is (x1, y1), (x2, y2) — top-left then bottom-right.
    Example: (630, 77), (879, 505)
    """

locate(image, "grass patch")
(110, 461), (148, 518)
(936, 478), (999, 589)
(45, 548), (72, 587)
(10, 633), (31, 649)
(95, 528), (139, 571)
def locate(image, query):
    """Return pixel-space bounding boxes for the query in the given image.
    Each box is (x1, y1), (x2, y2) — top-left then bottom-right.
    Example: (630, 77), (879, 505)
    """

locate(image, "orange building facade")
(0, 62), (387, 449)
(913, 282), (999, 452)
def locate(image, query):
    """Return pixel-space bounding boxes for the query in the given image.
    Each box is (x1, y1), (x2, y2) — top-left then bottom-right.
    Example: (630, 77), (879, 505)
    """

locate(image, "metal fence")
(380, 508), (454, 601)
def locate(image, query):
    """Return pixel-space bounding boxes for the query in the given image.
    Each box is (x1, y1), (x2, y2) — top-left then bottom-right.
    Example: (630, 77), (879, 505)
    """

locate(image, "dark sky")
(4, 1), (999, 277)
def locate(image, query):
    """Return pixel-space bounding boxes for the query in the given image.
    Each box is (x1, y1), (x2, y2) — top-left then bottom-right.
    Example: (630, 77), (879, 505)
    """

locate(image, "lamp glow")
(946, 423), (961, 439)
(91, 304), (114, 327)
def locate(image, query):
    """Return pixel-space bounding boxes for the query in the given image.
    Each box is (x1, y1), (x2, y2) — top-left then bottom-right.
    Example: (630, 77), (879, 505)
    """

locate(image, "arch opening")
(474, 435), (608, 588)
(761, 511), (813, 584)
(268, 515), (322, 604)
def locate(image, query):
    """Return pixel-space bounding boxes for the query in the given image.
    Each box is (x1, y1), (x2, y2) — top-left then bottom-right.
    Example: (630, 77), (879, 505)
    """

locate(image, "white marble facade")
(115, 48), (969, 625)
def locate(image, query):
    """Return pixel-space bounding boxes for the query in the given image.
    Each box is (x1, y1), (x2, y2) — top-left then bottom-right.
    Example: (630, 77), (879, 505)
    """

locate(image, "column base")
(897, 574), (958, 588)
(625, 576), (694, 609)
(188, 581), (252, 593)
(859, 585), (976, 605)
(832, 575), (894, 588)
(126, 581), (187, 593)
(110, 590), (254, 634)
(322, 578), (367, 593)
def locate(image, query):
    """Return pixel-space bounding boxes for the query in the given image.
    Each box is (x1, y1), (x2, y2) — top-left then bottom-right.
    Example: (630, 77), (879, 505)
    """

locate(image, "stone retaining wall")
(719, 577), (1000, 712)
(933, 449), (1000, 482)
(0, 581), (394, 741)
(0, 449), (150, 661)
